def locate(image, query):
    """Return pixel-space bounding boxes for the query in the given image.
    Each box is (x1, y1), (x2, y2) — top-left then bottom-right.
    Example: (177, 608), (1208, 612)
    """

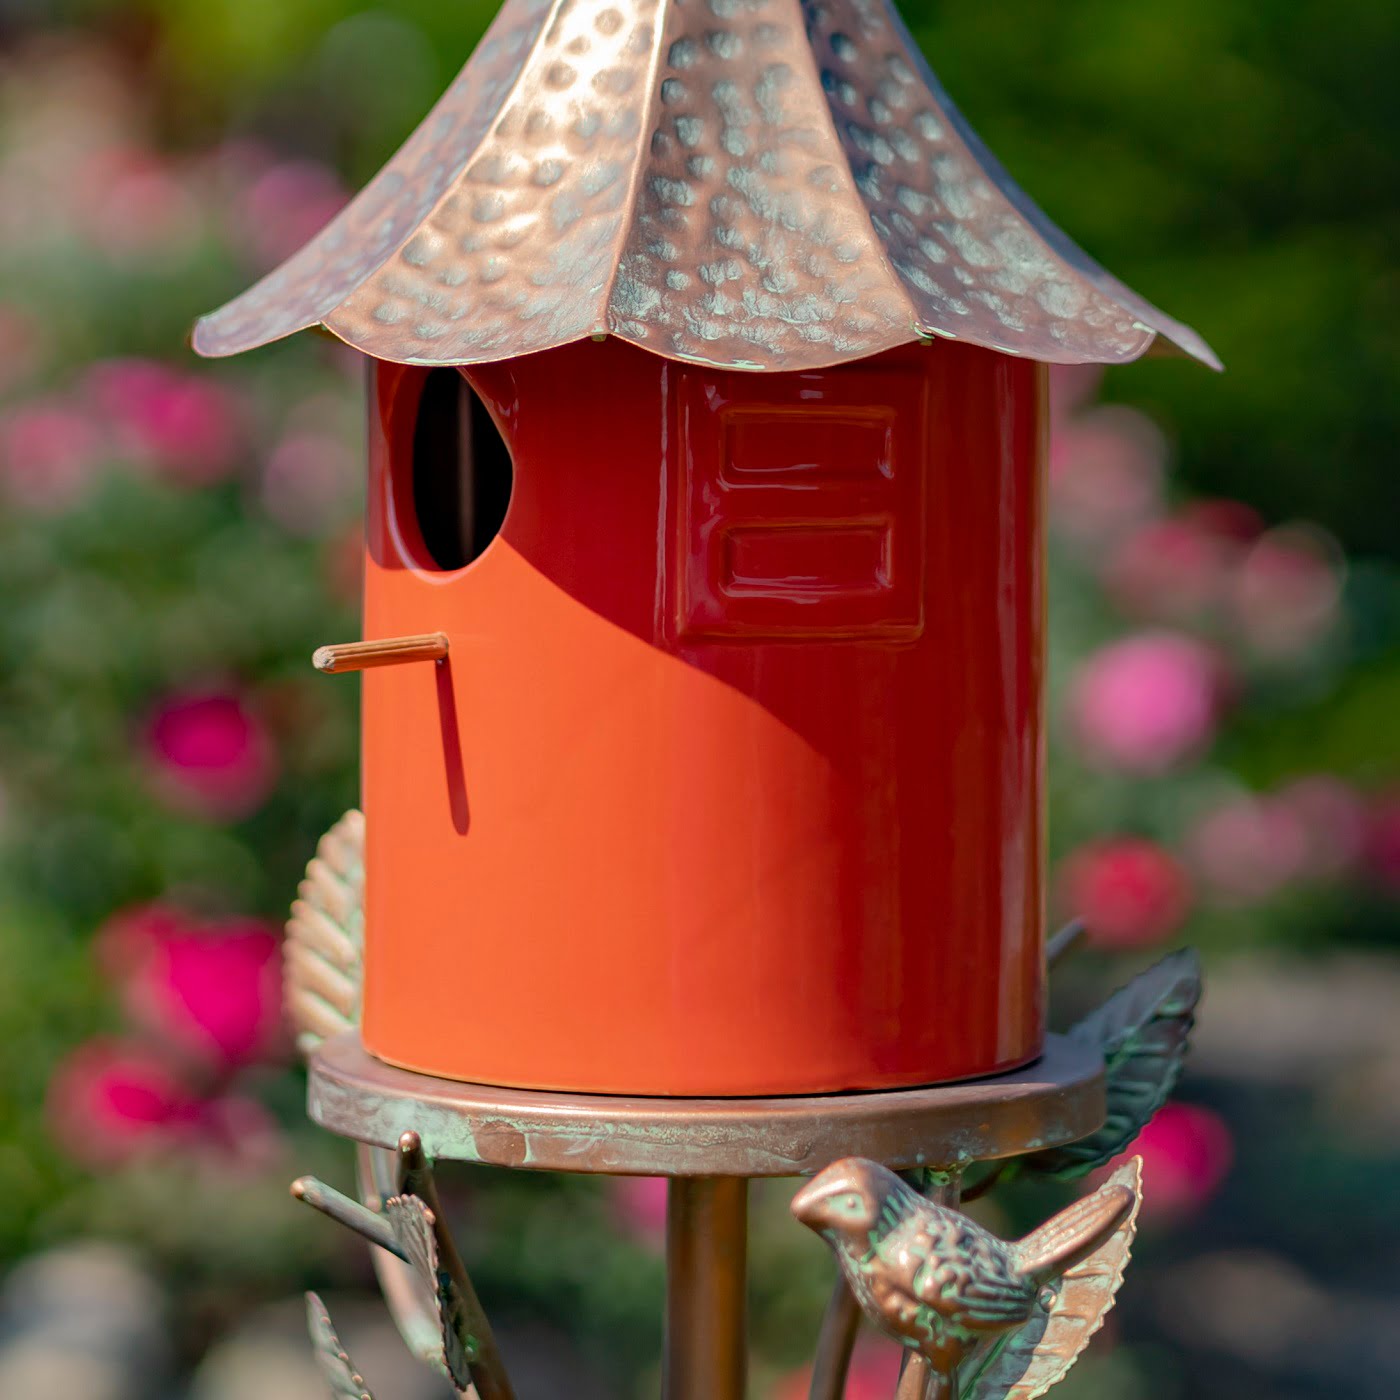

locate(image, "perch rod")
(312, 633), (449, 673)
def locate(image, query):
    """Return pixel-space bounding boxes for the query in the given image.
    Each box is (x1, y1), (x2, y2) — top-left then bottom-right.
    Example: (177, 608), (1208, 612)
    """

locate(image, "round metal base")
(308, 1030), (1105, 1177)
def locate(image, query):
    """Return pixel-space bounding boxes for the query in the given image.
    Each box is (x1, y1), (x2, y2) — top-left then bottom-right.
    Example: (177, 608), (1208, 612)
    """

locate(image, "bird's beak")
(790, 1176), (826, 1223)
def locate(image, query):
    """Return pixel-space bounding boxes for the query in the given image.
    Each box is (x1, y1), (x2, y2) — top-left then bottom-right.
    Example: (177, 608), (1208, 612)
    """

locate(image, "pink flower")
(46, 1038), (283, 1173)
(1185, 795), (1310, 905)
(76, 146), (200, 257)
(1049, 405), (1166, 547)
(1104, 501), (1259, 624)
(1364, 793), (1400, 896)
(143, 689), (278, 819)
(609, 1177), (668, 1251)
(47, 1038), (202, 1168)
(96, 902), (195, 980)
(189, 1093), (285, 1175)
(120, 916), (283, 1070)
(238, 160), (349, 270)
(259, 429), (357, 534)
(1105, 1102), (1232, 1223)
(770, 1337), (902, 1400)
(1068, 632), (1226, 774)
(85, 358), (243, 485)
(1232, 525), (1342, 659)
(1057, 839), (1192, 949)
(0, 396), (103, 512)
(1273, 776), (1367, 882)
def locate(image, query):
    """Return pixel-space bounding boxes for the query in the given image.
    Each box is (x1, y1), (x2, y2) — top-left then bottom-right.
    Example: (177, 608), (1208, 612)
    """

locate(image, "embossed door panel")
(672, 362), (928, 640)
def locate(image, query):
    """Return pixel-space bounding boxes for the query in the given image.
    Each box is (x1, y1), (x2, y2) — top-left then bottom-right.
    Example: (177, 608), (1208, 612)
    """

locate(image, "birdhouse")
(195, 0), (1216, 1097)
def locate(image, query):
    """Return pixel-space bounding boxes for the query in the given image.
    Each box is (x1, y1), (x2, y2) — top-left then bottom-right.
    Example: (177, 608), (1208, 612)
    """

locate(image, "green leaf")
(1026, 949), (1201, 1180)
(962, 1158), (1142, 1400)
(306, 1292), (375, 1400)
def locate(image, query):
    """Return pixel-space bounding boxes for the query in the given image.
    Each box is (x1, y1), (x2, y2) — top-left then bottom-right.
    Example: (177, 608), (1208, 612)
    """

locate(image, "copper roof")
(193, 0), (1220, 372)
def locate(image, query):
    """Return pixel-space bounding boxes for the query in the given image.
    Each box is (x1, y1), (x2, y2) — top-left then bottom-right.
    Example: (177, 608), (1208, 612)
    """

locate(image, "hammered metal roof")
(193, 0), (1220, 372)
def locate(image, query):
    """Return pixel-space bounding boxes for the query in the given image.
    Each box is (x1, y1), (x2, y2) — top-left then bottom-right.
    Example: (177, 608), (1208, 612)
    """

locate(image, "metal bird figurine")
(792, 1158), (1134, 1379)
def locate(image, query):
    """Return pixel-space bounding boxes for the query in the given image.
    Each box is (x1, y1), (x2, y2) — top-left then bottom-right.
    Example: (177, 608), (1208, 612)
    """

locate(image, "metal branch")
(291, 1176), (408, 1261)
(1046, 918), (1086, 968)
(809, 1273), (861, 1400)
(394, 1132), (516, 1400)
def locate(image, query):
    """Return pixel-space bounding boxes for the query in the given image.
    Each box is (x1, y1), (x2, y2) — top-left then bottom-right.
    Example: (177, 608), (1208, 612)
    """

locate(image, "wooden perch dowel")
(312, 633), (449, 674)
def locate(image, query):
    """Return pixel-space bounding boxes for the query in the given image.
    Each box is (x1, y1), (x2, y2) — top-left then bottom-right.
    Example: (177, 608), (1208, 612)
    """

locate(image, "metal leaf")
(961, 1157), (1142, 1400)
(385, 1194), (475, 1392)
(1025, 949), (1200, 1180)
(306, 1292), (375, 1400)
(285, 809), (365, 1054)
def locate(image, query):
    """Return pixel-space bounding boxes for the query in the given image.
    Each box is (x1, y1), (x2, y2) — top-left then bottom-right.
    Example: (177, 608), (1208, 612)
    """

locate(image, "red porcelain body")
(360, 338), (1047, 1096)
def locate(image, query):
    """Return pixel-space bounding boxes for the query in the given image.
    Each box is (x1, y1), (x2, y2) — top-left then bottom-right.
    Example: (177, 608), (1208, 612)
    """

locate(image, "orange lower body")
(358, 340), (1047, 1096)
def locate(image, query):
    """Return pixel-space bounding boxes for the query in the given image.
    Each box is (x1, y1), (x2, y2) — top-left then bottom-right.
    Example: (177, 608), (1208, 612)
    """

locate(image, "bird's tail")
(1014, 1180), (1135, 1285)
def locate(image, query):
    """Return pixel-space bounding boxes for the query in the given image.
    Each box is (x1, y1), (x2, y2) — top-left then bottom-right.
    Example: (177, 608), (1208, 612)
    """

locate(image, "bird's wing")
(1014, 1180), (1136, 1285)
(907, 1220), (1037, 1329)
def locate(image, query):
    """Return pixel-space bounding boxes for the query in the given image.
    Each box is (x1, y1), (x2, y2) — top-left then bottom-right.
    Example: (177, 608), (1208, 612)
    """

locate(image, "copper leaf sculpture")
(1026, 950), (1201, 1181)
(284, 808), (365, 1053)
(384, 1194), (477, 1392)
(960, 1157), (1143, 1400)
(306, 1291), (376, 1400)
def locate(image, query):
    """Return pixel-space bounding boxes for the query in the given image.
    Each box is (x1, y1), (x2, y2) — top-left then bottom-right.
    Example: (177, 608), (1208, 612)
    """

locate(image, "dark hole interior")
(410, 367), (513, 571)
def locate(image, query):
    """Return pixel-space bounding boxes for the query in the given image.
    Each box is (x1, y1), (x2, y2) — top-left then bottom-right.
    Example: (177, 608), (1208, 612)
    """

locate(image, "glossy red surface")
(360, 338), (1047, 1096)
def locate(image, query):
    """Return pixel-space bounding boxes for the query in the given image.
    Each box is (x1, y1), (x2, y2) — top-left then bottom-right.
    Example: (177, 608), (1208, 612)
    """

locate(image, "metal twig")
(395, 1132), (516, 1400)
(291, 1176), (407, 1261)
(809, 1274), (861, 1400)
(1046, 918), (1086, 968)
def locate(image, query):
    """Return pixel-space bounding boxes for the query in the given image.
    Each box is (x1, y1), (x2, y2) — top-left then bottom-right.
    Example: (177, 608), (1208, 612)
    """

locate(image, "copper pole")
(809, 1278), (860, 1400)
(664, 1176), (748, 1400)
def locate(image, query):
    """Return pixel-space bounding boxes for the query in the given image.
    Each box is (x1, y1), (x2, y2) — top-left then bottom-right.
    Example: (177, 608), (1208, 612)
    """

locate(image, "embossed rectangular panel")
(722, 522), (892, 598)
(673, 363), (927, 640)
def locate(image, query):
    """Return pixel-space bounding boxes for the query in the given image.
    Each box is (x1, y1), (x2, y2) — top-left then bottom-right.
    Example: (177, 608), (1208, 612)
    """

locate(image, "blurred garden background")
(0, 0), (1397, 1396)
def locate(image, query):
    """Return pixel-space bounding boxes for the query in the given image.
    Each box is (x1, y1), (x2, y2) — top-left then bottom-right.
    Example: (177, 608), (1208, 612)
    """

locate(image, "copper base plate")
(308, 1032), (1104, 1177)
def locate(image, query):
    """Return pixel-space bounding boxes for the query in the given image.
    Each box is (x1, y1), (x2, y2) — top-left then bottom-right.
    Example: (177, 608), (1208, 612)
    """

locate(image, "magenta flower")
(1185, 795), (1310, 905)
(1068, 631), (1227, 774)
(47, 1037), (202, 1168)
(188, 1092), (285, 1175)
(0, 396), (102, 512)
(120, 916), (283, 1070)
(143, 688), (278, 820)
(1049, 405), (1166, 547)
(1232, 524), (1343, 658)
(608, 1176), (669, 1252)
(96, 901), (195, 980)
(1057, 838), (1192, 949)
(1105, 1102), (1232, 1223)
(1364, 793), (1400, 896)
(1274, 776), (1367, 882)
(85, 358), (243, 485)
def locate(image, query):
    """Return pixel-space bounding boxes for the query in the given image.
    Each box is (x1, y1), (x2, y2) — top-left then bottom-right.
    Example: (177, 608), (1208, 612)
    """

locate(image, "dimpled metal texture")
(194, 0), (1219, 371)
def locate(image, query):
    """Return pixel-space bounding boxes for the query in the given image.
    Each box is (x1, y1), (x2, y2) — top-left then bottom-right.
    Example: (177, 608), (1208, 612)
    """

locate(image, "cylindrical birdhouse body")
(359, 338), (1046, 1095)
